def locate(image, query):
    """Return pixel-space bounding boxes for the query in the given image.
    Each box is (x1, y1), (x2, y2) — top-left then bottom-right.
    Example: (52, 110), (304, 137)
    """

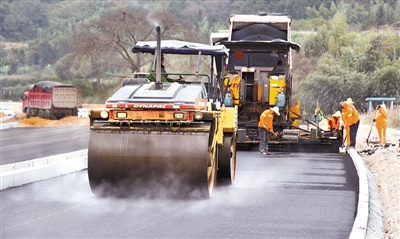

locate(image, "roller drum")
(88, 125), (215, 198)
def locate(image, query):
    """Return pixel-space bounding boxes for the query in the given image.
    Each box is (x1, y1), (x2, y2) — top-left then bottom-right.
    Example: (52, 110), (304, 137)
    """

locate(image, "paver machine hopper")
(88, 27), (237, 198)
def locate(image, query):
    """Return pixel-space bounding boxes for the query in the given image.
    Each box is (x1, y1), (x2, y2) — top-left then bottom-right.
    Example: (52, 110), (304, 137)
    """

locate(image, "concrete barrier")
(0, 149), (88, 190)
(0, 121), (18, 130)
(348, 148), (369, 239)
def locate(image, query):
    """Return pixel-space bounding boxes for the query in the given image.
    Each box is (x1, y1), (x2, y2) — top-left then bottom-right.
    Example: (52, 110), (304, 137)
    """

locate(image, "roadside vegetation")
(1, 0), (399, 112)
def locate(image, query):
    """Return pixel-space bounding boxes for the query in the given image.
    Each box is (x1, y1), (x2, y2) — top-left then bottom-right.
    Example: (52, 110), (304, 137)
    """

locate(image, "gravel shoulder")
(356, 125), (400, 239)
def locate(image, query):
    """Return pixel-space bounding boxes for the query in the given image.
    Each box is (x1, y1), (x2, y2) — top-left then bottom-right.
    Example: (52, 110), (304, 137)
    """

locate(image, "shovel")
(367, 110), (378, 146)
(366, 121), (374, 146)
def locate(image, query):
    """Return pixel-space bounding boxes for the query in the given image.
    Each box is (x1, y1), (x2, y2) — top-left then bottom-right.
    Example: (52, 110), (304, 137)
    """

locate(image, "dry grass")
(359, 106), (400, 130)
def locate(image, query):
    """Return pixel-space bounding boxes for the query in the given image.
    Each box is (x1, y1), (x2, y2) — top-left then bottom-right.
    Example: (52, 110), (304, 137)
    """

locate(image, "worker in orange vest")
(340, 98), (360, 148)
(328, 111), (344, 138)
(258, 106), (280, 155)
(373, 104), (388, 146)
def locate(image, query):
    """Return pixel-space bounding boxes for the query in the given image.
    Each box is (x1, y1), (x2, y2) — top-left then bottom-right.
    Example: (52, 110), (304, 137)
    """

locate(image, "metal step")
(281, 129), (300, 142)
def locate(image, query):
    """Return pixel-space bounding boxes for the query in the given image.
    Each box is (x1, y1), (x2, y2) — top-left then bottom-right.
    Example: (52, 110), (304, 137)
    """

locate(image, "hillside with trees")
(1, 0), (399, 113)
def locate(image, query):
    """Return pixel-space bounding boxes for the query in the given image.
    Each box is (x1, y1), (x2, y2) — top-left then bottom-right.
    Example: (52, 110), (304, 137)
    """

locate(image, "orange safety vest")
(341, 103), (360, 127)
(258, 109), (275, 133)
(328, 116), (343, 130)
(375, 107), (387, 128)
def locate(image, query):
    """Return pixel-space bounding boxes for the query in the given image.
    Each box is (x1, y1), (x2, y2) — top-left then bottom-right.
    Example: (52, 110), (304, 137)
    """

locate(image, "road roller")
(88, 27), (237, 198)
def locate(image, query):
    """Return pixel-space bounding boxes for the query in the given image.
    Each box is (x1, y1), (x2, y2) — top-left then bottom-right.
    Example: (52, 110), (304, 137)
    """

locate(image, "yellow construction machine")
(211, 13), (341, 152)
(88, 27), (237, 198)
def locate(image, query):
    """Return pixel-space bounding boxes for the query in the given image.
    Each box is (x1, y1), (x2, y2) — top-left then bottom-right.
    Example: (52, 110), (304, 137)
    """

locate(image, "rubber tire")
(26, 108), (31, 118)
(217, 133), (237, 185)
(44, 109), (50, 119)
(207, 138), (218, 198)
(38, 110), (44, 119)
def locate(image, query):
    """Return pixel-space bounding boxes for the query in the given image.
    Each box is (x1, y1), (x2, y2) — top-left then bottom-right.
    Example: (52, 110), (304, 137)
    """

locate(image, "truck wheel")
(26, 108), (31, 118)
(38, 110), (44, 119)
(44, 110), (50, 119)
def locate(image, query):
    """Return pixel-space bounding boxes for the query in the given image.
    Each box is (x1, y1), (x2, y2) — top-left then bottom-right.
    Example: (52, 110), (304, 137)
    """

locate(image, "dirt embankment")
(3, 104), (103, 127)
(356, 126), (400, 239)
(18, 116), (89, 127)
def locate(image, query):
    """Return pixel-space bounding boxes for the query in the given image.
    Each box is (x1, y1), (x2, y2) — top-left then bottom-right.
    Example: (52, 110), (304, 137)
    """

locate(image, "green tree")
(382, 30), (400, 60)
(302, 31), (324, 58)
(2, 14), (30, 41)
(0, 1), (10, 33)
(54, 54), (74, 81)
(395, 0), (400, 23)
(27, 40), (57, 67)
(296, 53), (345, 113)
(305, 5), (319, 19)
(0, 47), (21, 74)
(327, 11), (348, 57)
(345, 2), (368, 28)
(370, 65), (400, 98)
(2, 1), (49, 41)
(297, 74), (345, 113)
(376, 5), (386, 25)
(318, 3), (333, 19)
(361, 34), (384, 73)
(0, 65), (10, 75)
(341, 72), (368, 111)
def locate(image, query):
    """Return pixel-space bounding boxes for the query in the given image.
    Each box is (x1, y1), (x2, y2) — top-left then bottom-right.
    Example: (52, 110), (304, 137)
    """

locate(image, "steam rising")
(133, 1), (160, 28)
(10, 152), (301, 213)
(12, 152), (292, 207)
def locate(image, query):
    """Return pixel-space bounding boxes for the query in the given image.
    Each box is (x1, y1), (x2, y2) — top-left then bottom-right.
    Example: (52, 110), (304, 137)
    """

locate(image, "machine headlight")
(100, 110), (109, 119)
(194, 111), (203, 120)
(116, 112), (127, 118)
(174, 112), (185, 119)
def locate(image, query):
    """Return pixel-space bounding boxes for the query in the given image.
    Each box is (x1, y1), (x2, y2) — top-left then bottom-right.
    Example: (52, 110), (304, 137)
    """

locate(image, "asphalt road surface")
(1, 151), (358, 238)
(0, 126), (89, 165)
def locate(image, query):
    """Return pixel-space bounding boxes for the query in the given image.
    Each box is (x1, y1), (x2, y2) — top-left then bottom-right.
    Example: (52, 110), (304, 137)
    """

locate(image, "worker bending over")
(340, 98), (360, 148)
(374, 104), (388, 146)
(328, 111), (344, 139)
(258, 106), (280, 155)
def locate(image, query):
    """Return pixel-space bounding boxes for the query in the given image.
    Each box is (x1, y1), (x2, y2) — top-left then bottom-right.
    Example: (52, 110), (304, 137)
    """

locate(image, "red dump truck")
(22, 81), (82, 119)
